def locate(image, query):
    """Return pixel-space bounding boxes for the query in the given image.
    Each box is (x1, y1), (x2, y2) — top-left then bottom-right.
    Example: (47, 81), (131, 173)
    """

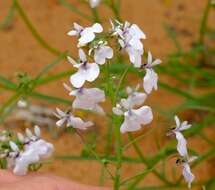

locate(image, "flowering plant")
(1, 0), (215, 189)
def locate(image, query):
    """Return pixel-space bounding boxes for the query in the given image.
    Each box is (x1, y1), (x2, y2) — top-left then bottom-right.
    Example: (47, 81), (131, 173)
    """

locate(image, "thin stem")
(128, 133), (172, 186)
(120, 167), (154, 186)
(74, 130), (115, 181)
(0, 0), (16, 29)
(128, 133), (147, 163)
(55, 154), (144, 163)
(113, 64), (130, 104)
(58, 0), (93, 22)
(123, 128), (155, 151)
(199, 0), (212, 44)
(113, 64), (130, 189)
(91, 8), (101, 23)
(110, 0), (121, 21)
(14, 0), (62, 56)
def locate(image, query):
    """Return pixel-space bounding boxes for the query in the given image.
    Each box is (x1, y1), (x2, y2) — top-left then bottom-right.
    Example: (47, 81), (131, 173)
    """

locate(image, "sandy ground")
(1, 0), (215, 189)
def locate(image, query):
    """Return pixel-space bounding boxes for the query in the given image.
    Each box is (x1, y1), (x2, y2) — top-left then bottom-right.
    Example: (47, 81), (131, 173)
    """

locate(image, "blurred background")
(0, 0), (215, 189)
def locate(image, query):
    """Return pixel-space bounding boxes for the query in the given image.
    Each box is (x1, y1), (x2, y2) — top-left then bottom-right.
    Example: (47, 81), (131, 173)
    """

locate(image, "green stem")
(112, 64), (130, 189)
(120, 167), (154, 186)
(113, 64), (130, 104)
(0, 0), (16, 29)
(14, 0), (61, 56)
(91, 8), (101, 23)
(198, 0), (212, 66)
(74, 130), (114, 181)
(55, 154), (144, 163)
(199, 0), (212, 44)
(128, 133), (172, 186)
(58, 0), (93, 22)
(110, 0), (121, 21)
(113, 116), (122, 190)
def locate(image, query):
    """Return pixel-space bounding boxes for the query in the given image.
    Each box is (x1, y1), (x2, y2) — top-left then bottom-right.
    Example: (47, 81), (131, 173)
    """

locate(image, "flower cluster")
(55, 18), (199, 188)
(167, 116), (197, 188)
(56, 20), (161, 134)
(0, 126), (53, 176)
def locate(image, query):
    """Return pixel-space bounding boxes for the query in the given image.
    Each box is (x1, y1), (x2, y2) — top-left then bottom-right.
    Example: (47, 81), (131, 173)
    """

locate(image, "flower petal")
(147, 51), (152, 65)
(70, 70), (86, 88)
(133, 106), (153, 125)
(69, 116), (93, 130)
(85, 63), (100, 82)
(174, 115), (181, 128)
(143, 69), (158, 94)
(91, 23), (103, 33)
(67, 30), (77, 36)
(175, 131), (188, 157)
(129, 24), (146, 39)
(95, 46), (113, 65)
(79, 29), (95, 46)
(120, 113), (142, 133)
(79, 49), (87, 62)
(182, 163), (195, 188)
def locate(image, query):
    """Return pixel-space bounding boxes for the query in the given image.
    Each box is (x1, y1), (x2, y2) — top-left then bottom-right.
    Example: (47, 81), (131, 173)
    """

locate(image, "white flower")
(7, 141), (38, 176)
(112, 86), (153, 133)
(89, 0), (101, 8)
(24, 126), (54, 159)
(170, 116), (196, 188)
(54, 107), (93, 130)
(172, 115), (192, 157)
(176, 156), (197, 188)
(54, 108), (72, 127)
(68, 49), (100, 88)
(143, 51), (161, 94)
(120, 85), (147, 109)
(89, 41), (113, 65)
(68, 23), (103, 47)
(25, 139), (54, 159)
(182, 162), (195, 188)
(120, 106), (153, 133)
(119, 38), (143, 68)
(13, 149), (40, 176)
(111, 20), (145, 68)
(67, 86), (105, 115)
(5, 127), (53, 176)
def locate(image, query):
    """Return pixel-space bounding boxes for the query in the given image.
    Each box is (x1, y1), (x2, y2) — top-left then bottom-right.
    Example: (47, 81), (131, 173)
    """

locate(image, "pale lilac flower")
(89, 41), (113, 65)
(13, 149), (40, 176)
(68, 49), (100, 88)
(142, 51), (161, 94)
(68, 86), (106, 115)
(89, 0), (101, 8)
(7, 141), (39, 176)
(54, 108), (72, 127)
(120, 85), (147, 109)
(176, 156), (197, 188)
(111, 20), (146, 68)
(113, 86), (153, 133)
(3, 126), (53, 176)
(120, 106), (153, 133)
(119, 37), (143, 68)
(169, 115), (191, 157)
(54, 107), (93, 130)
(25, 139), (54, 159)
(168, 116), (196, 188)
(68, 23), (103, 47)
